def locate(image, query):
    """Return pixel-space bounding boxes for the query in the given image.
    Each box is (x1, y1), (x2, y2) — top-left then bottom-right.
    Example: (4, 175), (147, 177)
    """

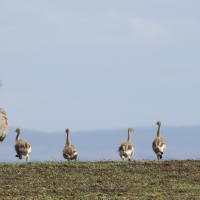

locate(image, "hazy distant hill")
(1, 126), (200, 162)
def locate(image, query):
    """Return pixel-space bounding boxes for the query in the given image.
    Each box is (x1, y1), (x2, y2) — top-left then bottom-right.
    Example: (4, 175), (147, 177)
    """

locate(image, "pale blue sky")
(1, 0), (200, 132)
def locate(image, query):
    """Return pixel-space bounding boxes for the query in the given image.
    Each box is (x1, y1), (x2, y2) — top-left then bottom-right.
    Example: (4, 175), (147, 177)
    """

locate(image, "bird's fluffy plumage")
(118, 128), (134, 161)
(0, 108), (9, 143)
(63, 129), (78, 162)
(15, 128), (31, 161)
(152, 121), (166, 160)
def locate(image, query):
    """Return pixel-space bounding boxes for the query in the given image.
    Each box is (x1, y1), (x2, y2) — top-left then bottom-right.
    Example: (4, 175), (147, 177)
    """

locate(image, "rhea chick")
(63, 128), (78, 162)
(14, 128), (31, 162)
(152, 121), (166, 160)
(118, 128), (134, 161)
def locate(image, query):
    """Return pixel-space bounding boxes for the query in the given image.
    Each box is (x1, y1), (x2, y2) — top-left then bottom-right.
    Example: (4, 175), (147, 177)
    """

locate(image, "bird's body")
(63, 129), (78, 162)
(15, 128), (31, 162)
(152, 121), (166, 160)
(118, 128), (134, 161)
(0, 108), (9, 143)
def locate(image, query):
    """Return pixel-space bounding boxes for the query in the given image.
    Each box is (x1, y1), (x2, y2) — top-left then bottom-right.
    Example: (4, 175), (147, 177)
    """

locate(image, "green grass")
(0, 160), (200, 199)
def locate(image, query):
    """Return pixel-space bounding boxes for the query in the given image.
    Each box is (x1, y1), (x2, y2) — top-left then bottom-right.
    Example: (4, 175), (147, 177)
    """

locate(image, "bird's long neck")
(127, 130), (131, 142)
(16, 132), (20, 142)
(66, 131), (70, 146)
(157, 125), (161, 137)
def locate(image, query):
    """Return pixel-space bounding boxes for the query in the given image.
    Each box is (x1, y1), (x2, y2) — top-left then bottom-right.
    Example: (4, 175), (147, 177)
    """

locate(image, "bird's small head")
(15, 128), (20, 134)
(156, 121), (161, 126)
(128, 128), (133, 132)
(65, 128), (70, 134)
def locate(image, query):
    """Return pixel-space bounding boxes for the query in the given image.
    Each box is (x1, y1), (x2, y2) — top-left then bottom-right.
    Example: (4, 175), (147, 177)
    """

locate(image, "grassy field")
(0, 160), (200, 199)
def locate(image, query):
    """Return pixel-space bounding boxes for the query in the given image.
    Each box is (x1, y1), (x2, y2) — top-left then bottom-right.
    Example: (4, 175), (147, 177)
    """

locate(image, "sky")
(1, 0), (200, 133)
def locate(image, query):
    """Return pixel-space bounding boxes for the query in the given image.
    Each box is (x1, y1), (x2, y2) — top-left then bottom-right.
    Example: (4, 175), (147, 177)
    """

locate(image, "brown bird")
(63, 128), (78, 162)
(14, 128), (31, 162)
(118, 128), (134, 161)
(152, 121), (166, 160)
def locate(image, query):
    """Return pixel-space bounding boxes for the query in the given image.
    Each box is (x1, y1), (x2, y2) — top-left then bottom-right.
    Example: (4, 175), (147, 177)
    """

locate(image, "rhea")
(152, 121), (166, 160)
(63, 128), (78, 162)
(0, 108), (9, 143)
(14, 128), (31, 162)
(118, 128), (134, 161)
